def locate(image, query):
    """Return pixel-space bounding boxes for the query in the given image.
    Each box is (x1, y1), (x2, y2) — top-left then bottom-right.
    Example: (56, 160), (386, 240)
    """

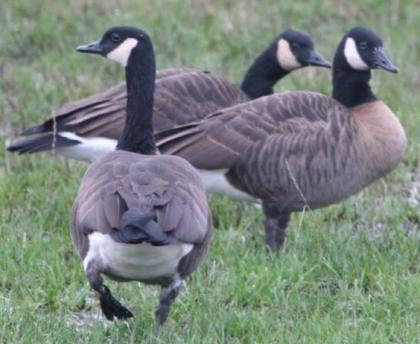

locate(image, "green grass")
(0, 0), (419, 342)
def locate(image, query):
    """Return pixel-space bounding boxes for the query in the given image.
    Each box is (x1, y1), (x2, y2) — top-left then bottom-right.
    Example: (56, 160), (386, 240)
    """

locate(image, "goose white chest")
(83, 232), (193, 281)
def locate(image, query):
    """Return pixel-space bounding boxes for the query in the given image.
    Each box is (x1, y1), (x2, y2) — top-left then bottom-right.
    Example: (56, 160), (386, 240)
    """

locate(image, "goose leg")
(263, 201), (290, 251)
(155, 280), (181, 326)
(85, 261), (134, 321)
(275, 211), (290, 248)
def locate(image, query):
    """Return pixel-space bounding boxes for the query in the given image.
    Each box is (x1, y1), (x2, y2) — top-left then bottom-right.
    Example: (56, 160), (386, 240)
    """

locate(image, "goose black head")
(273, 29), (331, 71)
(335, 26), (398, 73)
(76, 26), (152, 67)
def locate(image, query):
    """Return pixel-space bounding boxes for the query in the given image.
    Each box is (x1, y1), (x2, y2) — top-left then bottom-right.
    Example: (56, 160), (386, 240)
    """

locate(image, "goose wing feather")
(71, 151), (211, 259)
(21, 68), (247, 139)
(156, 91), (344, 170)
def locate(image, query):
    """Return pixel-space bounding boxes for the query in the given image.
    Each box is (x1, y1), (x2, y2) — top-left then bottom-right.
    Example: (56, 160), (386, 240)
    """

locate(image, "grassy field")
(0, 0), (419, 342)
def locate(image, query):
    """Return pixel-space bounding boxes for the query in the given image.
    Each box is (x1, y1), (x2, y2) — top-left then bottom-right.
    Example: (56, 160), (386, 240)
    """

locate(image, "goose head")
(76, 26), (152, 68)
(335, 26), (398, 73)
(274, 29), (331, 71)
(77, 26), (157, 154)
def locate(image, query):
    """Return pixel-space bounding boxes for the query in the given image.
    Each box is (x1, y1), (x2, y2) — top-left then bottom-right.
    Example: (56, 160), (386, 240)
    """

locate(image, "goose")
(71, 26), (213, 325)
(156, 27), (406, 251)
(6, 29), (330, 162)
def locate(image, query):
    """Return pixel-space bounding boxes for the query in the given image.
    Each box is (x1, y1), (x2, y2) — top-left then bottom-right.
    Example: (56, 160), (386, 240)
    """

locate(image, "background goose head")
(241, 28), (330, 99)
(275, 29), (332, 70)
(76, 26), (153, 68)
(334, 26), (399, 73)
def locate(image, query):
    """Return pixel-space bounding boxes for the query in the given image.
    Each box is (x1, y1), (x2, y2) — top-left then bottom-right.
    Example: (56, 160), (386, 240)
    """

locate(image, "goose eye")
(358, 42), (368, 50)
(291, 42), (301, 49)
(110, 33), (122, 43)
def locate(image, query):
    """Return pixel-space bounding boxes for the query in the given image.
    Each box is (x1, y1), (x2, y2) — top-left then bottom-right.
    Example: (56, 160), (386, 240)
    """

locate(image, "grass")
(0, 0), (419, 342)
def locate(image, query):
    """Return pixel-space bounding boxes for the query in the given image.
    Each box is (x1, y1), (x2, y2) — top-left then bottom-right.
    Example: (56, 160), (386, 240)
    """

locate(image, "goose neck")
(240, 49), (288, 99)
(116, 48), (157, 155)
(332, 64), (377, 108)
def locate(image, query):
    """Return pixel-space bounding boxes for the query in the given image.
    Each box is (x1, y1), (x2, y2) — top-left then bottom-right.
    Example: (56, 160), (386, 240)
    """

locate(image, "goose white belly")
(198, 169), (258, 202)
(83, 232), (193, 281)
(58, 132), (117, 162)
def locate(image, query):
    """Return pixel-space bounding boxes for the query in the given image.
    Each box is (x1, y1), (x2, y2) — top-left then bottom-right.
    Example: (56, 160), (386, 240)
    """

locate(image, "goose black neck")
(240, 48), (288, 99)
(116, 45), (157, 155)
(332, 46), (377, 107)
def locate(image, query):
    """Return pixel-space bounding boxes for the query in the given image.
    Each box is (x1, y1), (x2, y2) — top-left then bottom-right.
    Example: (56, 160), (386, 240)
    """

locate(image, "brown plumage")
(26, 68), (248, 138)
(6, 29), (331, 161)
(71, 27), (213, 325)
(5, 68), (248, 160)
(72, 152), (213, 314)
(156, 27), (406, 251)
(31, 68), (199, 135)
(159, 92), (405, 205)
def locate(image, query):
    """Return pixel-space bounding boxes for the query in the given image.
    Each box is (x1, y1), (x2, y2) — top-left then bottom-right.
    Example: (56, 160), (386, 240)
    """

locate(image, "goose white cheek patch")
(277, 39), (302, 71)
(107, 38), (138, 67)
(344, 37), (369, 70)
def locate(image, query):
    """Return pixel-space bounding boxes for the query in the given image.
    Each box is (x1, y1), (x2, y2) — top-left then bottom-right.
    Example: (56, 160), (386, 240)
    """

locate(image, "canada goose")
(6, 29), (330, 162)
(156, 27), (406, 251)
(71, 26), (213, 325)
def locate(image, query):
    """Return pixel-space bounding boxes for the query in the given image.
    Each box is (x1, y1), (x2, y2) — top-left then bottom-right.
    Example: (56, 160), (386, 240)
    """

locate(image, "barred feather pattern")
(157, 91), (406, 212)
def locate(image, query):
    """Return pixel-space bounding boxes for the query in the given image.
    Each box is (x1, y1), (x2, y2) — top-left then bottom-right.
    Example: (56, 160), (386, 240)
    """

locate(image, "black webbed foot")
(99, 285), (134, 321)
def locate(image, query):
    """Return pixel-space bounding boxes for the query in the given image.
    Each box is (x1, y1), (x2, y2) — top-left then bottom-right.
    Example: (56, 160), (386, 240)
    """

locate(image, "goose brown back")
(71, 151), (212, 284)
(157, 92), (406, 210)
